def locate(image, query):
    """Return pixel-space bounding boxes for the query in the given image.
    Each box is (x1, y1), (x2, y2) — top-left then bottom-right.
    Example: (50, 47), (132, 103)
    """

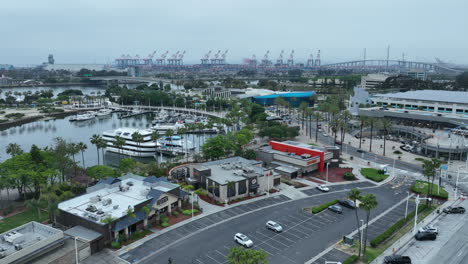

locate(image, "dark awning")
(249, 184), (259, 190)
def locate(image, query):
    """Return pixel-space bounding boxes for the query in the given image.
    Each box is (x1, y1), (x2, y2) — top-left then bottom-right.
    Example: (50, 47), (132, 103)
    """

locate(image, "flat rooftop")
(279, 140), (327, 152)
(0, 222), (63, 263)
(200, 157), (265, 184)
(259, 145), (321, 161)
(373, 90), (468, 105)
(58, 174), (178, 224)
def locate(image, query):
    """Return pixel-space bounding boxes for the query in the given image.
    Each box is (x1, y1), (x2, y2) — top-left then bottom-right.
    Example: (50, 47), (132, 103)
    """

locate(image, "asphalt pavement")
(121, 182), (412, 264)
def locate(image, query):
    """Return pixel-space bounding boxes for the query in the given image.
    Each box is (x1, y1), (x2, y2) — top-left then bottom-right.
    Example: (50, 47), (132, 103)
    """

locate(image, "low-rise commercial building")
(57, 173), (187, 246)
(0, 222), (64, 264)
(256, 141), (338, 178)
(182, 157), (280, 203)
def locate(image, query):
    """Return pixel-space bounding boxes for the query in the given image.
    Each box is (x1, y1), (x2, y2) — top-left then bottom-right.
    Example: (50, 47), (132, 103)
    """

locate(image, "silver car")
(266, 221), (283, 232)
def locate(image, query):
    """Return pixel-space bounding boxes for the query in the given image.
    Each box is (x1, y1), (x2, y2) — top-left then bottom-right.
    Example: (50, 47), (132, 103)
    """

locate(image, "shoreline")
(0, 108), (102, 130)
(0, 82), (107, 88)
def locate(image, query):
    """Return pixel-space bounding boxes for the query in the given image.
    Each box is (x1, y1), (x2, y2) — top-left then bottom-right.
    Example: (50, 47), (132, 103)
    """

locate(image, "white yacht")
(152, 122), (185, 135)
(96, 108), (113, 118)
(157, 135), (190, 148)
(102, 128), (157, 157)
(69, 112), (96, 122)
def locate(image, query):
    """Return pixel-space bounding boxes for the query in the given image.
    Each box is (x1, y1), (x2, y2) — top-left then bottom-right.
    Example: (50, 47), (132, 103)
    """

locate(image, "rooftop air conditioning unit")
(113, 205), (119, 209)
(102, 198), (112, 206)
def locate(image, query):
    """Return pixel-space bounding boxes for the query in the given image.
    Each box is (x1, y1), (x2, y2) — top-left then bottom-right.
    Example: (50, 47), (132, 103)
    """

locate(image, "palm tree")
(131, 132), (144, 157)
(97, 138), (107, 165)
(141, 205), (151, 228)
(358, 115), (367, 149)
(360, 193), (378, 256)
(67, 143), (80, 178)
(26, 199), (44, 219)
(114, 136), (126, 159)
(101, 216), (116, 242)
(6, 143), (23, 157)
(77, 142), (87, 168)
(313, 111), (321, 142)
(422, 158), (442, 206)
(368, 117), (376, 152)
(348, 188), (363, 258)
(90, 134), (102, 165)
(380, 118), (392, 156)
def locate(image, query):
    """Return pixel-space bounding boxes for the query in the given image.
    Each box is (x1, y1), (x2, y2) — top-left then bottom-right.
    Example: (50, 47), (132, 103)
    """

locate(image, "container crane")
(155, 51), (169, 65)
(261, 50), (272, 66)
(176, 51), (186, 65)
(287, 50), (294, 66)
(143, 51), (156, 65)
(211, 50), (221, 64)
(307, 53), (314, 67)
(167, 51), (180, 65)
(201, 50), (211, 65)
(220, 50), (228, 64)
(276, 50), (284, 65)
(315, 50), (321, 66)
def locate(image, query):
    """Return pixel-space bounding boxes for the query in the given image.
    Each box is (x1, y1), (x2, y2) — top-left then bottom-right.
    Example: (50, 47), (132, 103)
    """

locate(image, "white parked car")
(234, 233), (253, 248)
(323, 133), (329, 137)
(316, 185), (330, 192)
(418, 225), (438, 234)
(266, 221), (283, 232)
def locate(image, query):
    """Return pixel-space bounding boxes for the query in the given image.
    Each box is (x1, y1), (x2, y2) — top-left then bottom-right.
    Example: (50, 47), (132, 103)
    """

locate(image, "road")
(121, 181), (411, 264)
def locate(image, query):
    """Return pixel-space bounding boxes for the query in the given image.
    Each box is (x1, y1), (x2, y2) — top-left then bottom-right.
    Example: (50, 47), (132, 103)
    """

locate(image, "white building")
(360, 73), (392, 89)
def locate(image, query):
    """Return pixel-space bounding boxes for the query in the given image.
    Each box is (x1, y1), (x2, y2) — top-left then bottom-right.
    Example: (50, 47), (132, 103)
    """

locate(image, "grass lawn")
(0, 209), (48, 233)
(411, 180), (448, 199)
(360, 168), (389, 182)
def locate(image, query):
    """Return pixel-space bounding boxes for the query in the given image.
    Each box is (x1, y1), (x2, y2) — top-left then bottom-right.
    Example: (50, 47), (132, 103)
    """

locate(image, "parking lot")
(301, 181), (376, 196)
(120, 195), (291, 263)
(191, 204), (357, 264)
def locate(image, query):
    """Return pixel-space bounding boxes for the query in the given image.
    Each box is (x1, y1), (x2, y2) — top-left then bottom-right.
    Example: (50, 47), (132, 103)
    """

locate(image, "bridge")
(321, 59), (463, 73)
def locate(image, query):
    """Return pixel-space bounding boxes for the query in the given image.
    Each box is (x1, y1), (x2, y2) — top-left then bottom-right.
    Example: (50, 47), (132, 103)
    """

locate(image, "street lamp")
(360, 219), (364, 251)
(74, 237), (79, 264)
(405, 191), (410, 218)
(413, 194), (432, 234)
(326, 162), (330, 183)
(191, 191), (194, 218)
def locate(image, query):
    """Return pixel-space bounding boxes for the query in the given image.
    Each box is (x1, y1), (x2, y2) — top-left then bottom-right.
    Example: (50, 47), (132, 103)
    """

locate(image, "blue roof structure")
(143, 176), (168, 184)
(252, 92), (316, 107)
(112, 211), (146, 232)
(97, 177), (121, 185)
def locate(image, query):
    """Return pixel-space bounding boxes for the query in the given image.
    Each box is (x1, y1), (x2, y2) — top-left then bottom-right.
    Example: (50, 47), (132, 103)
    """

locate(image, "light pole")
(326, 162), (330, 183)
(413, 194), (432, 234)
(392, 158), (396, 178)
(405, 191), (410, 218)
(74, 237), (79, 264)
(360, 219), (364, 251)
(191, 191), (194, 218)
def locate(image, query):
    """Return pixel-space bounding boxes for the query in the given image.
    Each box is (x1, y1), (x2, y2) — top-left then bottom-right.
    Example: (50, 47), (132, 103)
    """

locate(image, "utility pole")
(363, 48), (366, 66)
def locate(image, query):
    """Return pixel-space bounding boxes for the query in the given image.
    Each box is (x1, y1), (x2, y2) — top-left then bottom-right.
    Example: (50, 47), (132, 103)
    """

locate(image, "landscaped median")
(411, 180), (448, 199)
(304, 199), (339, 214)
(360, 168), (389, 182)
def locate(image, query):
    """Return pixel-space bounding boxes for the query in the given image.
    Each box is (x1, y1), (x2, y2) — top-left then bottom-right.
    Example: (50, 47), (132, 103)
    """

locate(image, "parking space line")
(194, 258), (203, 264)
(205, 254), (223, 264)
(255, 244), (276, 255)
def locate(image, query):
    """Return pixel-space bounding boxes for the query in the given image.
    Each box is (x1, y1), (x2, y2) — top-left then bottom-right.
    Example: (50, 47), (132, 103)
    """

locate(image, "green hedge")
(360, 168), (388, 182)
(311, 200), (339, 214)
(111, 241), (121, 249)
(182, 209), (199, 216)
(161, 222), (170, 228)
(411, 180), (448, 199)
(370, 204), (427, 247)
(344, 172), (356, 180)
(343, 255), (358, 264)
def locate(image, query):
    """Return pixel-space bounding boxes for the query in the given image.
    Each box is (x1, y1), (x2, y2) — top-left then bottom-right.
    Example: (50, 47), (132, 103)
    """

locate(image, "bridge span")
(117, 105), (227, 119)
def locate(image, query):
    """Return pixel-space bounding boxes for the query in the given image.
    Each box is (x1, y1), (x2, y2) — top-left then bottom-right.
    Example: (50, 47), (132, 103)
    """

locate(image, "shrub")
(159, 215), (169, 224)
(311, 200), (339, 214)
(111, 241), (121, 249)
(370, 204), (427, 247)
(343, 255), (358, 264)
(393, 150), (402, 155)
(5, 113), (25, 119)
(161, 222), (170, 228)
(343, 172), (356, 180)
(172, 211), (179, 217)
(182, 209), (199, 216)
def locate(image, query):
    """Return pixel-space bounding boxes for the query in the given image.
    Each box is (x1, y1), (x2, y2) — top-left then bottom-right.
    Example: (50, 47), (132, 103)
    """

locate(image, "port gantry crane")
(261, 50), (272, 66)
(220, 50), (228, 64)
(155, 51), (169, 65)
(201, 50), (211, 65)
(143, 51), (156, 66)
(210, 50), (222, 64)
(307, 53), (314, 67)
(315, 50), (321, 66)
(287, 50), (294, 66)
(276, 50), (284, 65)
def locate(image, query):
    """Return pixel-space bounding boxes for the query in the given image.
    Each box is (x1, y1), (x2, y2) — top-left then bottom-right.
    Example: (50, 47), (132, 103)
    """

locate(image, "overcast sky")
(1, 0), (467, 66)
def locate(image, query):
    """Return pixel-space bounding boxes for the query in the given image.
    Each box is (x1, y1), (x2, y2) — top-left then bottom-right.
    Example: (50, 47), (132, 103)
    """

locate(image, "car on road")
(383, 255), (412, 264)
(335, 140), (342, 145)
(322, 133), (329, 137)
(328, 205), (343, 214)
(443, 206), (465, 214)
(418, 225), (438, 234)
(356, 149), (366, 153)
(265, 221), (283, 232)
(338, 199), (356, 209)
(316, 185), (330, 192)
(234, 233), (253, 248)
(414, 231), (437, 241)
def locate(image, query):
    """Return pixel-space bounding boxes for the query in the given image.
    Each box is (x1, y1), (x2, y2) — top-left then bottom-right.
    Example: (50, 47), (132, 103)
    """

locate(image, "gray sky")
(1, 0), (467, 66)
